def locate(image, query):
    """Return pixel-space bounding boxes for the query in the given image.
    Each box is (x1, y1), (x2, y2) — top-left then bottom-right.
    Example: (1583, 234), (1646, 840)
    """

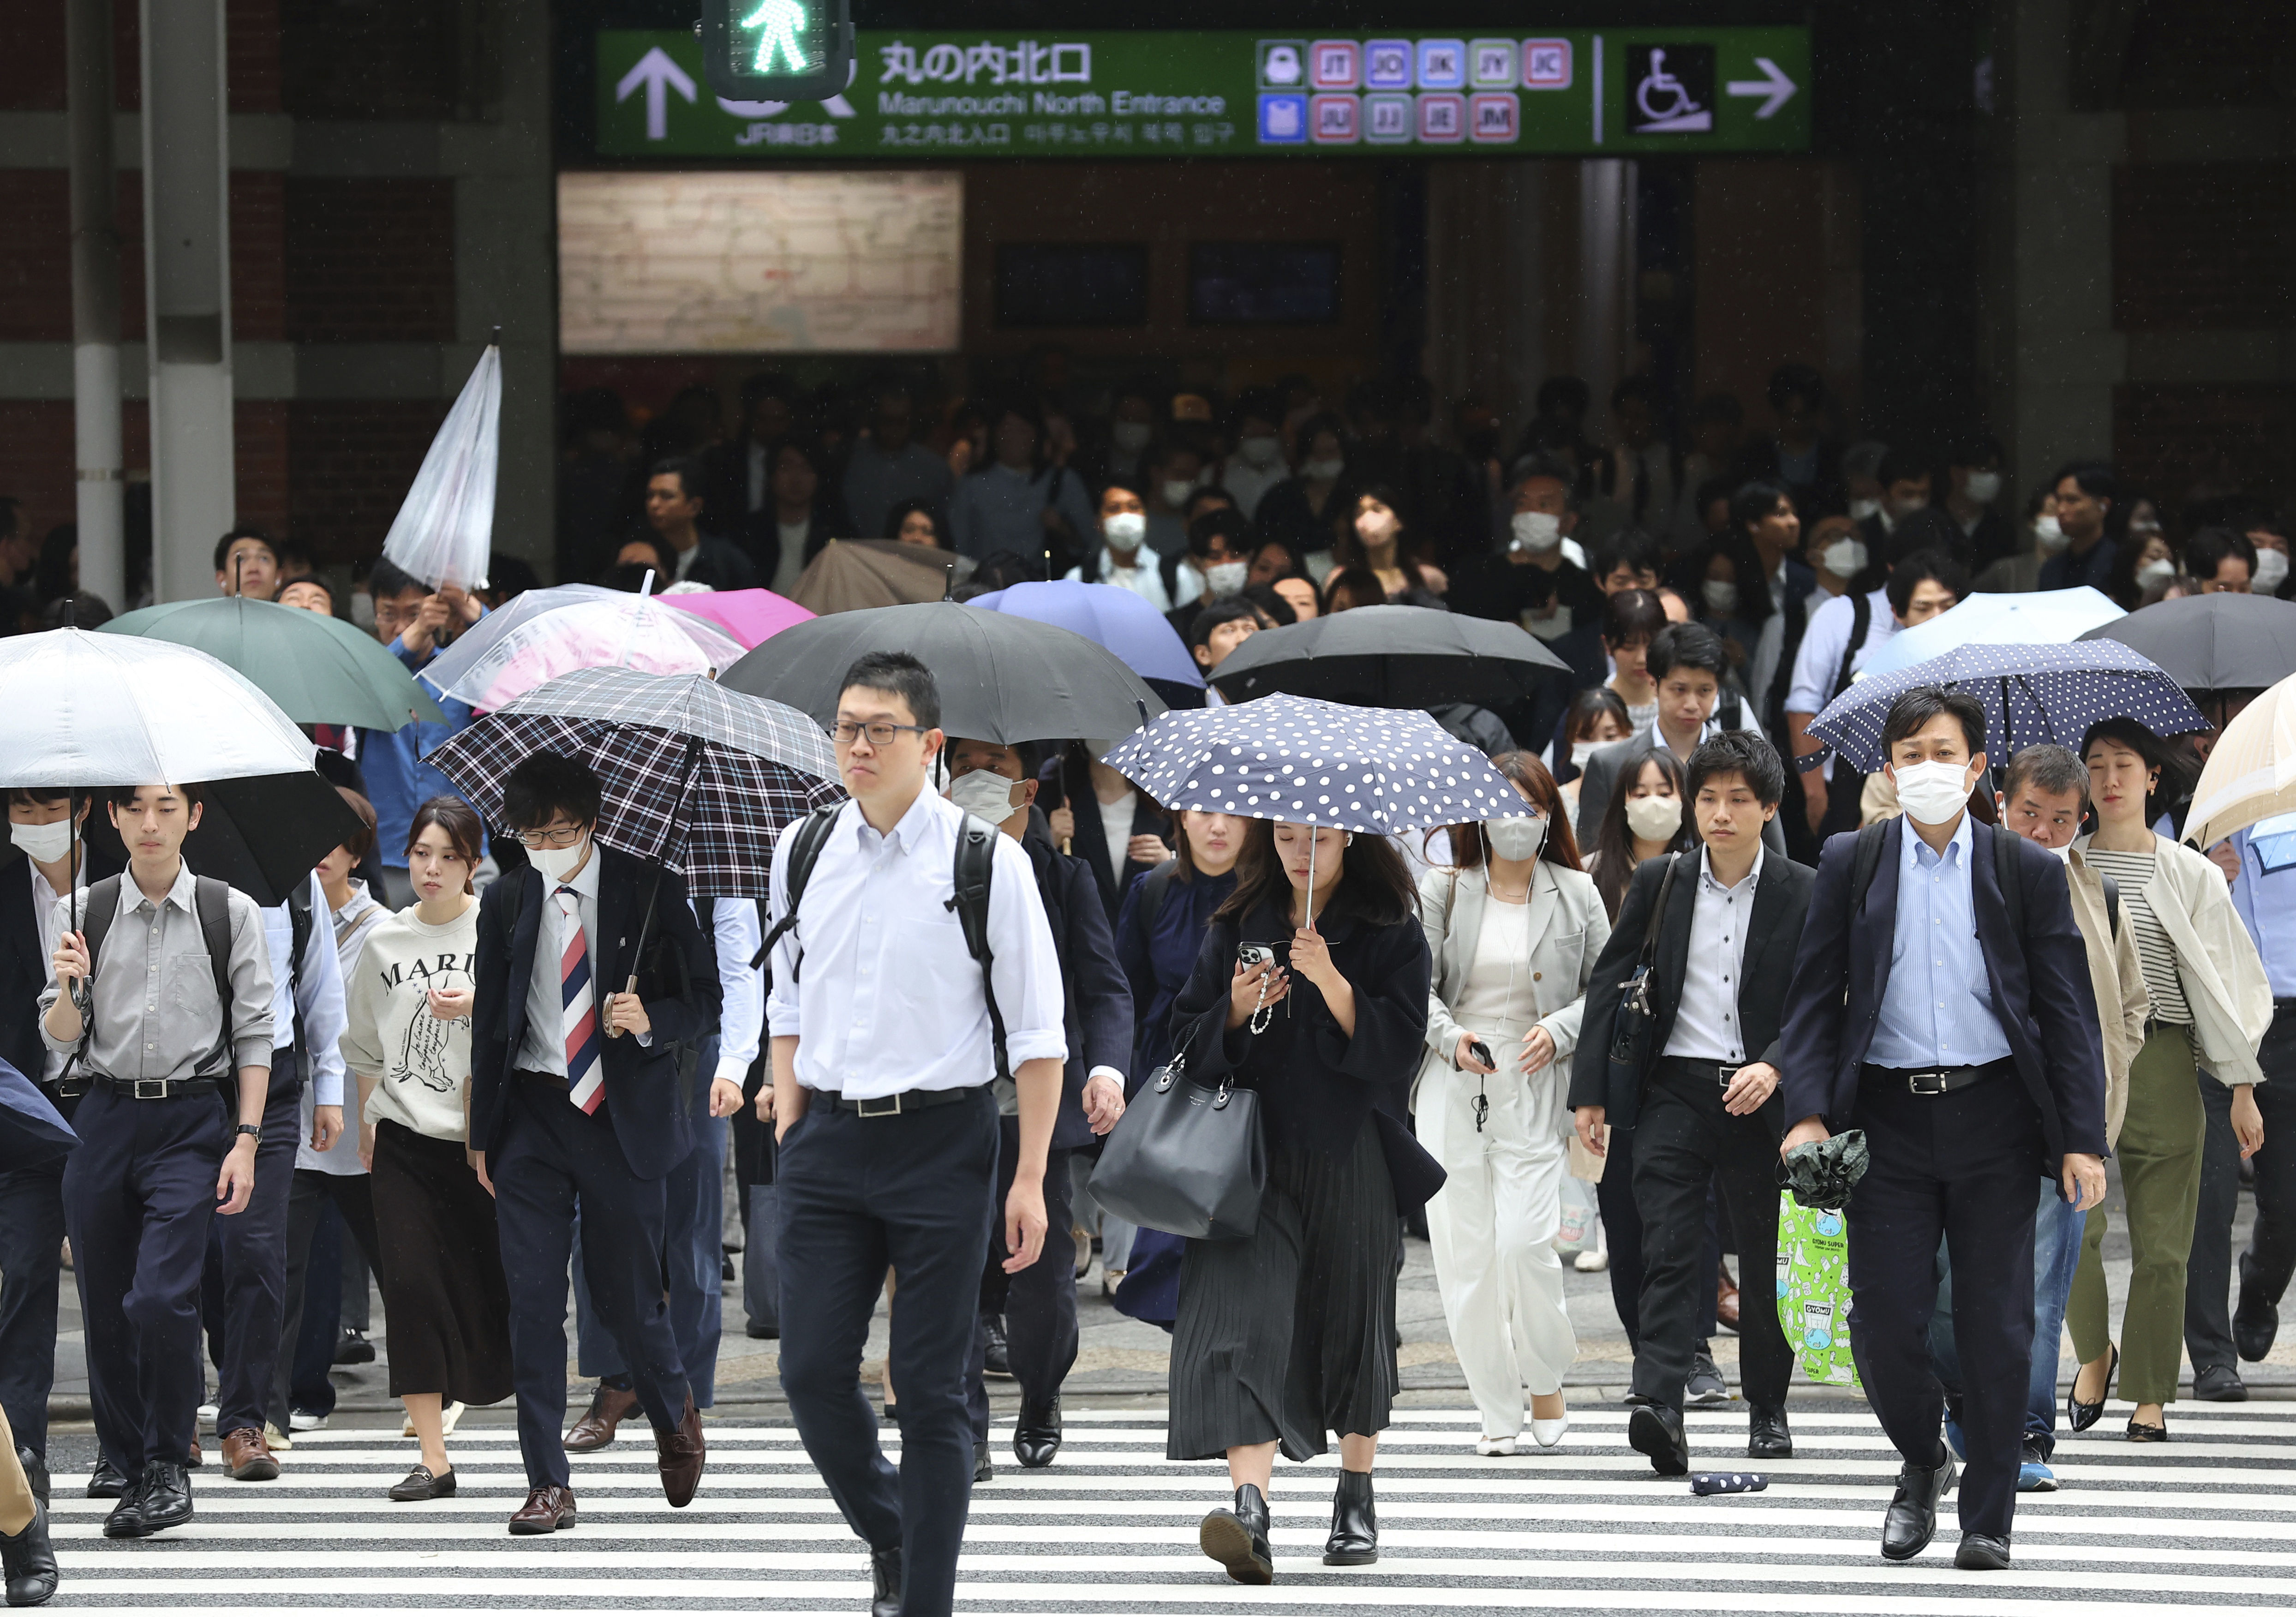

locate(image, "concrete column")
(1576, 159), (1637, 416)
(67, 0), (125, 608)
(140, 0), (235, 604)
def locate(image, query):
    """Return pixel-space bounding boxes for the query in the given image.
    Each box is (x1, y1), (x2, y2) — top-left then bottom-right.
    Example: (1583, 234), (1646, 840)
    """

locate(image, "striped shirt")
(2080, 846), (2191, 1024)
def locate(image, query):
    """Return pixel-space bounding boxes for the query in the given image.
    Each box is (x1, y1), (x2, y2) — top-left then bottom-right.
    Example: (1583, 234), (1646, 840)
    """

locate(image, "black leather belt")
(1863, 1059), (2009, 1097)
(1661, 1057), (1746, 1086)
(90, 1074), (222, 1101)
(823, 1084), (988, 1118)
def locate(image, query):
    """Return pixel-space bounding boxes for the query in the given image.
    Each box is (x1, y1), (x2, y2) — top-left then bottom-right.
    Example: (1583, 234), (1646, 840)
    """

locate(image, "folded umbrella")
(1861, 587), (2124, 679)
(2080, 592), (2296, 695)
(789, 539), (969, 614)
(721, 600), (1166, 746)
(1804, 641), (2205, 775)
(967, 580), (1203, 687)
(1777, 1130), (1870, 1211)
(1206, 603), (1568, 708)
(658, 587), (816, 650)
(101, 595), (447, 729)
(419, 583), (747, 711)
(2183, 671), (2296, 851)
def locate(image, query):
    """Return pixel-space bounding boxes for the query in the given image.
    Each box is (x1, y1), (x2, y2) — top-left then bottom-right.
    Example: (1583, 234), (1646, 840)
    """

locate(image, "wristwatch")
(234, 1123), (263, 1143)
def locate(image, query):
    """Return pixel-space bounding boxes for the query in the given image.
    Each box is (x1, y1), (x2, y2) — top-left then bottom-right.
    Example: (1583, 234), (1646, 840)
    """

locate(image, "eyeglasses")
(515, 825), (587, 850)
(833, 720), (931, 747)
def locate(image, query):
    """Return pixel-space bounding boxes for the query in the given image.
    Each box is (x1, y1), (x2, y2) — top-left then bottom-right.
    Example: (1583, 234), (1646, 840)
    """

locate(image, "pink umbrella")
(660, 588), (815, 650)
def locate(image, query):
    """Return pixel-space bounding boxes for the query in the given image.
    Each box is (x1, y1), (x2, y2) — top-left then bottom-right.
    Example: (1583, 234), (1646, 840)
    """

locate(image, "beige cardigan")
(2066, 847), (2150, 1149)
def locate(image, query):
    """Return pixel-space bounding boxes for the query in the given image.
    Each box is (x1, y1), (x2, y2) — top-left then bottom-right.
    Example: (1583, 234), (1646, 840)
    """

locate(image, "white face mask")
(1701, 580), (1740, 617)
(1110, 421), (1151, 454)
(1102, 510), (1147, 553)
(2049, 839), (2075, 863)
(1238, 435), (1282, 467)
(948, 769), (1021, 823)
(1356, 509), (1400, 547)
(1202, 561), (1249, 598)
(2252, 547), (2289, 594)
(1510, 510), (1563, 553)
(1963, 470), (2002, 504)
(1849, 497), (1883, 523)
(1485, 814), (1547, 863)
(2135, 556), (2175, 586)
(1625, 794), (1682, 842)
(1820, 536), (1868, 578)
(1571, 739), (1602, 768)
(9, 817), (73, 865)
(1303, 456), (1345, 481)
(1891, 760), (1973, 826)
(529, 836), (592, 885)
(2033, 514), (2069, 553)
(1160, 478), (1197, 510)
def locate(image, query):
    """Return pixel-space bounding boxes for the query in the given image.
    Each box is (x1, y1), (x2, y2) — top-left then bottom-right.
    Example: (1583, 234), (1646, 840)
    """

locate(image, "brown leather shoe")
(221, 1427), (279, 1482)
(508, 1485), (578, 1535)
(656, 1393), (706, 1508)
(563, 1384), (640, 1453)
(186, 1436), (203, 1468)
(1716, 1260), (1742, 1334)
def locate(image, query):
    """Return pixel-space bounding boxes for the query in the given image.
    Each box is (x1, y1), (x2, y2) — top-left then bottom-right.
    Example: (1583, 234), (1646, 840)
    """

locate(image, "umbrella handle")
(604, 972), (639, 1039)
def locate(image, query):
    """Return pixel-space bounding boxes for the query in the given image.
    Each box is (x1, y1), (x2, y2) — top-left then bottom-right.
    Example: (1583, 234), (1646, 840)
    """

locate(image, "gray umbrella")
(2079, 593), (2296, 694)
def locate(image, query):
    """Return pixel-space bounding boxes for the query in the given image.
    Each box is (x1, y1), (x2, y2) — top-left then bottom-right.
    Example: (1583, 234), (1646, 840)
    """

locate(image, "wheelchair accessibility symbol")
(1626, 43), (1715, 134)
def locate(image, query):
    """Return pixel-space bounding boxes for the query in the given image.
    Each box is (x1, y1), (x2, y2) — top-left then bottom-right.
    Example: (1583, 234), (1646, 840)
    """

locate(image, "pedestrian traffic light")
(700, 0), (853, 102)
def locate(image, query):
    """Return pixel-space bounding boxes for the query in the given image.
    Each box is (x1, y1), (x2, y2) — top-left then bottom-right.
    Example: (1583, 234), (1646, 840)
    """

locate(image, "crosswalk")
(47, 1399), (2296, 1613)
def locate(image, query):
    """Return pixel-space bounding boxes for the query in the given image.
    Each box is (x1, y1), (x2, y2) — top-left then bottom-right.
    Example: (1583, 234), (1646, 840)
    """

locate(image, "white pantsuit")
(1414, 861), (1610, 1442)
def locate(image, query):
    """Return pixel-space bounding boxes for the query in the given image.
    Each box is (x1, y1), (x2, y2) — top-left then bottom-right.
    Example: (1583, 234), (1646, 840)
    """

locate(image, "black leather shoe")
(1880, 1453), (1955, 1562)
(1627, 1400), (1690, 1476)
(2234, 1252), (2278, 1363)
(1200, 1484), (1274, 1585)
(2067, 1343), (2117, 1432)
(972, 1441), (993, 1484)
(981, 1316), (1012, 1378)
(1955, 1532), (2011, 1570)
(869, 1544), (901, 1617)
(2194, 1363), (2248, 1402)
(1, 1497), (59, 1606)
(1322, 1468), (1378, 1565)
(1748, 1405), (1794, 1460)
(134, 1461), (192, 1534)
(100, 1473), (147, 1541)
(1013, 1395), (1061, 1469)
(86, 1457), (129, 1501)
(12, 1450), (45, 1509)
(332, 1329), (375, 1365)
(744, 1319), (779, 1340)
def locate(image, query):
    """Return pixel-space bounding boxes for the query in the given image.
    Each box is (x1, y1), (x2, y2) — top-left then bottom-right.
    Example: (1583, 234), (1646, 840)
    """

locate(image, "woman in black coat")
(1164, 818), (1430, 1585)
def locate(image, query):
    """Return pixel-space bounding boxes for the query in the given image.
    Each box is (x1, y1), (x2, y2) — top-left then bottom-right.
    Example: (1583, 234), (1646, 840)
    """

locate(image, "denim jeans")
(1930, 1175), (2083, 1462)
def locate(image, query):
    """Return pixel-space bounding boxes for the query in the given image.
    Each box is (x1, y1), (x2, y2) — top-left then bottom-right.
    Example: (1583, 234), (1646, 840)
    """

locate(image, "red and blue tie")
(557, 886), (604, 1114)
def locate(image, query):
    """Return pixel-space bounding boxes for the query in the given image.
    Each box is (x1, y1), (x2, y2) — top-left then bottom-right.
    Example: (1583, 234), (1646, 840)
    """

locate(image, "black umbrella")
(2079, 593), (2296, 694)
(83, 772), (365, 907)
(719, 600), (1166, 745)
(1206, 604), (1570, 708)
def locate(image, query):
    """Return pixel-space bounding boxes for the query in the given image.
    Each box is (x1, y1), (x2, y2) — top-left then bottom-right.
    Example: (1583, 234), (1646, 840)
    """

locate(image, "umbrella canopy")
(659, 587), (815, 650)
(100, 595), (448, 730)
(790, 539), (968, 614)
(2184, 671), (2296, 851)
(721, 600), (1166, 746)
(0, 629), (313, 789)
(1101, 694), (1521, 836)
(1206, 604), (1569, 708)
(2080, 592), (2296, 694)
(82, 770), (369, 907)
(0, 1061), (75, 1170)
(381, 340), (499, 591)
(1861, 587), (2124, 679)
(967, 580), (1203, 687)
(1806, 641), (2206, 775)
(425, 668), (843, 899)
(419, 584), (747, 711)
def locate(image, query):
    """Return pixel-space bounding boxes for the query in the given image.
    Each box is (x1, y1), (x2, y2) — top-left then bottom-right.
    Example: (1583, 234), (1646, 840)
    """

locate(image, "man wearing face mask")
(1140, 442), (1208, 561)
(1217, 395), (1290, 522)
(943, 738), (1130, 1475)
(2037, 462), (2117, 594)
(1945, 436), (2014, 573)
(1162, 511), (1255, 643)
(1856, 450), (1940, 558)
(2244, 515), (2290, 599)
(1778, 688), (2108, 1571)
(1066, 477), (1185, 615)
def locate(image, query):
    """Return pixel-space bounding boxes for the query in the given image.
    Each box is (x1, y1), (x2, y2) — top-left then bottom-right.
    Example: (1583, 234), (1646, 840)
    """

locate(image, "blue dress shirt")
(1867, 815), (2014, 1069)
(2228, 814), (2296, 999)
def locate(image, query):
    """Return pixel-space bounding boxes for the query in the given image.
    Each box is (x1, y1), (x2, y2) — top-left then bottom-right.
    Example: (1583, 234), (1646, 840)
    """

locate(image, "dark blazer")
(0, 860), (49, 1082)
(1568, 850), (1816, 1134)
(1574, 730), (1790, 862)
(1776, 816), (2108, 1171)
(1068, 790), (1169, 924)
(678, 533), (760, 591)
(1021, 817), (1134, 1151)
(468, 846), (723, 1181)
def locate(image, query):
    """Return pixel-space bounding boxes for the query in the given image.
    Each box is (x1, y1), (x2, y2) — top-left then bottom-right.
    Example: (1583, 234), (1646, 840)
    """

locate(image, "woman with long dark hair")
(1331, 485), (1448, 603)
(1166, 819), (1430, 1584)
(1416, 753), (1609, 1454)
(1584, 744), (1690, 923)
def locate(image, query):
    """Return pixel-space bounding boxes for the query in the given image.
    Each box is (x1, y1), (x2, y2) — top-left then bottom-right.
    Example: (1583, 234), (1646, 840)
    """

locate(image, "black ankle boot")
(1323, 1468), (1377, 1565)
(2, 1497), (60, 1607)
(1199, 1484), (1274, 1584)
(868, 1544), (900, 1617)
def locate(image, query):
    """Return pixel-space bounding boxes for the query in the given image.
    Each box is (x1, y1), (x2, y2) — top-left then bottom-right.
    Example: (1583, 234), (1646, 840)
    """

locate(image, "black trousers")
(492, 1075), (691, 1490)
(1629, 1063), (1791, 1411)
(62, 1084), (230, 1473)
(777, 1089), (998, 1617)
(969, 1121), (1076, 1439)
(2186, 1003), (2296, 1372)
(1847, 1063), (2042, 1540)
(0, 1154), (66, 1456)
(268, 1168), (379, 1431)
(1591, 1122), (1720, 1353)
(200, 1053), (302, 1437)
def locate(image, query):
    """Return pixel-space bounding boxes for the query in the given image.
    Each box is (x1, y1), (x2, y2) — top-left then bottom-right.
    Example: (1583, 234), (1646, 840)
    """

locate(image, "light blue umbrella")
(1860, 586), (2123, 678)
(967, 580), (1203, 687)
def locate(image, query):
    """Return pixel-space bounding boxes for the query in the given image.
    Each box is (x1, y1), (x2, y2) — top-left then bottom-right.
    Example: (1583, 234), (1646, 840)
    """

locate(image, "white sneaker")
(1574, 1248), (1609, 1272)
(263, 1420), (294, 1451)
(1529, 1415), (1572, 1449)
(197, 1402), (219, 1422)
(1474, 1434), (1518, 1457)
(439, 1401), (466, 1436)
(289, 1411), (328, 1432)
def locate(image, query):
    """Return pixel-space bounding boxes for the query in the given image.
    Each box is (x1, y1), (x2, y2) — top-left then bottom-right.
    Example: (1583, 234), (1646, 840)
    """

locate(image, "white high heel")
(1529, 1414), (1572, 1449)
(1474, 1434), (1518, 1457)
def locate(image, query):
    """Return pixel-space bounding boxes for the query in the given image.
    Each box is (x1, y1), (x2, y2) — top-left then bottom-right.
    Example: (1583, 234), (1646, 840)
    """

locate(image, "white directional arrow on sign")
(1725, 56), (1797, 120)
(616, 46), (698, 141)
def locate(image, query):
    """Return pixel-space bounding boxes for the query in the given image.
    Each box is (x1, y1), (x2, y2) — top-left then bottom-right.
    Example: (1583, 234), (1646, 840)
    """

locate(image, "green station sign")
(596, 26), (1811, 159)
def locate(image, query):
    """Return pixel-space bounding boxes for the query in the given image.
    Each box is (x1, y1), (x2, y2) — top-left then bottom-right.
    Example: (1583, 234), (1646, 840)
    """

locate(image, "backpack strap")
(751, 803), (845, 976)
(193, 877), (239, 1078)
(2101, 873), (2121, 940)
(61, 875), (124, 1085)
(285, 875), (314, 1057)
(1718, 687), (1744, 735)
(948, 819), (1009, 1085)
(1850, 818), (1892, 910)
(1832, 591), (1872, 703)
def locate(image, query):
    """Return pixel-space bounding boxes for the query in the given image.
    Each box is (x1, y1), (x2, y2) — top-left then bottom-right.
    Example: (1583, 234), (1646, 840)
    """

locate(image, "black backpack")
(753, 804), (1011, 1084)
(63, 873), (239, 1094)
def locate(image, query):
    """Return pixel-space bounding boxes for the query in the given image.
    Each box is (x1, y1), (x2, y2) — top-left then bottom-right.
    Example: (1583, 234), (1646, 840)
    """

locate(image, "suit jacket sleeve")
(1060, 857), (1134, 1079)
(1574, 751), (1615, 850)
(2015, 837), (2109, 1156)
(467, 881), (513, 1150)
(1417, 868), (1465, 1065)
(638, 865), (723, 1052)
(1536, 876), (1612, 1062)
(1112, 870), (1154, 1034)
(1777, 834), (1858, 1127)
(1568, 859), (1659, 1113)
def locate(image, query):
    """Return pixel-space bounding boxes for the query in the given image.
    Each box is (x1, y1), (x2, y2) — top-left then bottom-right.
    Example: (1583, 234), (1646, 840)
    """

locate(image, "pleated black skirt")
(370, 1118), (514, 1406)
(1166, 1117), (1400, 1462)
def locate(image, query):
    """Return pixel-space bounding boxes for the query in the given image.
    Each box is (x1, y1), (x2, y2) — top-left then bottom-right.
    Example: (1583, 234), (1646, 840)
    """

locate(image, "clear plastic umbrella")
(380, 336), (501, 592)
(418, 582), (747, 712)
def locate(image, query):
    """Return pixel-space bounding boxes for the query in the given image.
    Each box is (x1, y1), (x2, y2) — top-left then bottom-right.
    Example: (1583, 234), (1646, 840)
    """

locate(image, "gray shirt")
(40, 862), (276, 1082)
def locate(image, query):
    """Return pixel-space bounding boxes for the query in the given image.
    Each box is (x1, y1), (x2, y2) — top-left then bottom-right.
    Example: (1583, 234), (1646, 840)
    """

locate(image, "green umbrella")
(101, 596), (448, 730)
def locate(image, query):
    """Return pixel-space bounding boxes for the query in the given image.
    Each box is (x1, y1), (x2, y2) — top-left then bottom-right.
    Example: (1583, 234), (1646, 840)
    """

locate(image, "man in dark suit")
(944, 739), (1133, 1476)
(469, 755), (722, 1535)
(1571, 733), (1813, 1473)
(1777, 686), (2107, 1571)
(643, 457), (760, 590)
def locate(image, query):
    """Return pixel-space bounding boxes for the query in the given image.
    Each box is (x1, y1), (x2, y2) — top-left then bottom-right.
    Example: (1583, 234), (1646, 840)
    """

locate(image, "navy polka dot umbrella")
(1805, 640), (2206, 774)
(1100, 693), (1523, 836)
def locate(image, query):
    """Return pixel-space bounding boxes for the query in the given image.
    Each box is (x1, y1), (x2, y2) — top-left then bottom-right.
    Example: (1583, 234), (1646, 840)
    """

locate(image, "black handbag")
(1088, 1022), (1267, 1242)
(1604, 851), (1682, 1129)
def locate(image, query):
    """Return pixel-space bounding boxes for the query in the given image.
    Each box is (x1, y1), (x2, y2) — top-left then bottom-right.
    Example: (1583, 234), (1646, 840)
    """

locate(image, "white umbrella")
(2185, 671), (2296, 850)
(381, 337), (501, 592)
(419, 582), (747, 712)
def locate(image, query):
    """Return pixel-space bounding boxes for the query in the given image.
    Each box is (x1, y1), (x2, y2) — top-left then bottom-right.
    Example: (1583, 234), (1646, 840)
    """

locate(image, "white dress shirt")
(30, 864), (84, 1083)
(707, 897), (764, 1081)
(1785, 585), (1898, 782)
(1662, 845), (1764, 1064)
(766, 790), (1067, 1099)
(263, 873), (350, 1107)
(516, 847), (603, 1078)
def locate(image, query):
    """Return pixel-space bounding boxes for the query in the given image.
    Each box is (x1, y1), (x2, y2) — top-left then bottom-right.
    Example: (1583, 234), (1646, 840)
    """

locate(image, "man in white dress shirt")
(767, 652), (1067, 1617)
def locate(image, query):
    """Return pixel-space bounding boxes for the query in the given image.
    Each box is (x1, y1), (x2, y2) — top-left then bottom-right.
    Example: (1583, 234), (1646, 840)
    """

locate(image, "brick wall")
(287, 400), (449, 566)
(2114, 383), (2296, 511)
(2112, 163), (2296, 330)
(0, 0), (278, 113)
(0, 398), (289, 556)
(285, 178), (456, 342)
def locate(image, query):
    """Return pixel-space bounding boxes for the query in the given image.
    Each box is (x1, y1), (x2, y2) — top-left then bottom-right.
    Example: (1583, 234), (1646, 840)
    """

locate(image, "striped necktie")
(556, 886), (604, 1114)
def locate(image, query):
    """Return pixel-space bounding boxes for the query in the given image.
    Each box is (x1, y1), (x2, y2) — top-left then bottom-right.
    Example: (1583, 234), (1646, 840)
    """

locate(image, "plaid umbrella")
(425, 666), (842, 899)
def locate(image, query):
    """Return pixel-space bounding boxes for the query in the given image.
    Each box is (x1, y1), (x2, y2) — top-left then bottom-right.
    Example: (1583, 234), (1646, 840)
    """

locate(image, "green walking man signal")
(699, 0), (853, 102)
